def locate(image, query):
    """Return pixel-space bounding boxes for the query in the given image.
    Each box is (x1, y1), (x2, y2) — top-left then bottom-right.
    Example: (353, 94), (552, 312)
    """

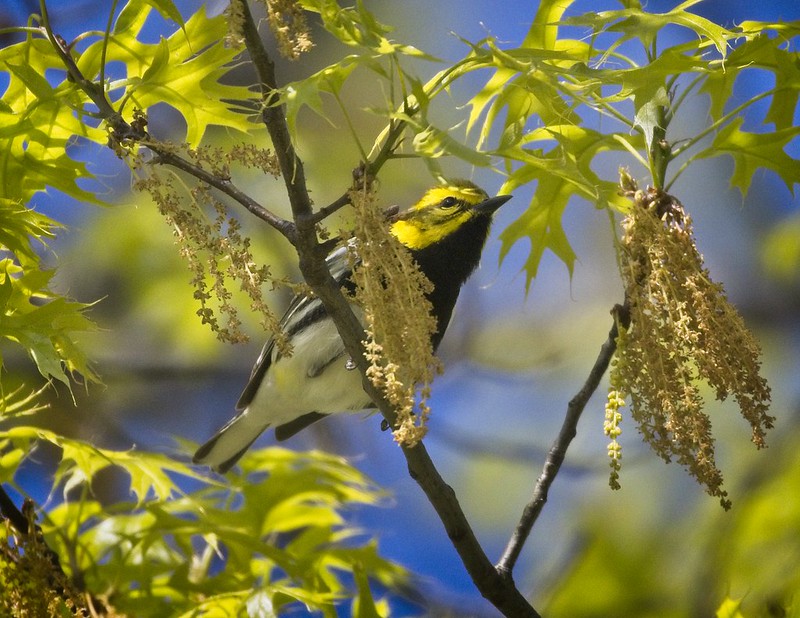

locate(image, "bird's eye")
(441, 196), (458, 209)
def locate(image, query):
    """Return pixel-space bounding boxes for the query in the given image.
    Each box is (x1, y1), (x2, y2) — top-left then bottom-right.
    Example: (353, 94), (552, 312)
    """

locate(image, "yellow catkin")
(264, 0), (314, 59)
(348, 185), (441, 447)
(611, 172), (773, 509)
(133, 145), (290, 352)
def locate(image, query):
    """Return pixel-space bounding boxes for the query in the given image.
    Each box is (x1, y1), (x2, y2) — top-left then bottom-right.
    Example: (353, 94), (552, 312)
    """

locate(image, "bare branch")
(236, 2), (539, 615)
(150, 147), (297, 244)
(311, 191), (353, 224)
(497, 302), (631, 577)
(40, 7), (296, 243)
(236, 0), (314, 230)
(405, 443), (541, 617)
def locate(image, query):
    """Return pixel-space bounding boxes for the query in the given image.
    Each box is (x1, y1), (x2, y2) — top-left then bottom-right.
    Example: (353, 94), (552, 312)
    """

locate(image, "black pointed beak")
(475, 194), (512, 215)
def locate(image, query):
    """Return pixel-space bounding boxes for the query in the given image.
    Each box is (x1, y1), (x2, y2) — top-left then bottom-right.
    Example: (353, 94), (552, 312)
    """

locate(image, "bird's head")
(389, 180), (512, 251)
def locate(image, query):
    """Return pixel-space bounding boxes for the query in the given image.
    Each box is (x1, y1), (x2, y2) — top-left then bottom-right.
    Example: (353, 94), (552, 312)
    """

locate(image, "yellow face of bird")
(390, 181), (491, 251)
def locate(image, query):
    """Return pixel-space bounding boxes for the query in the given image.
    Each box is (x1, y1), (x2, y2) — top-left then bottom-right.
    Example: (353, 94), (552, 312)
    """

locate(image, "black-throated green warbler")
(194, 180), (512, 472)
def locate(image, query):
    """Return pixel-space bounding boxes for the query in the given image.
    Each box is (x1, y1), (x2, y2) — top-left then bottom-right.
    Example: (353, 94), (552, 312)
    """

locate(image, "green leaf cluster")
(277, 1), (799, 283)
(0, 0), (256, 198)
(0, 432), (407, 616)
(0, 260), (98, 389)
(100, 3), (255, 146)
(0, 0), (264, 398)
(461, 1), (799, 281)
(0, 5), (98, 405)
(0, 165), (97, 394)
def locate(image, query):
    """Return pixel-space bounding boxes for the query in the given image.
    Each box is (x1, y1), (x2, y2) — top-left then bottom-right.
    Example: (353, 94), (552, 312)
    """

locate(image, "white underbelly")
(246, 317), (373, 426)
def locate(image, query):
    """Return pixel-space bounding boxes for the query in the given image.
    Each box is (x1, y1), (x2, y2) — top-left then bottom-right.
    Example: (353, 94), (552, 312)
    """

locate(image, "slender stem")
(665, 73), (703, 125)
(99, 0), (119, 90)
(670, 89), (776, 159)
(365, 116), (410, 177)
(611, 134), (649, 169)
(664, 155), (694, 193)
(310, 191), (352, 224)
(331, 87), (369, 163)
(310, 115), (411, 226)
(40, 2), (296, 242)
(237, 3), (539, 615)
(150, 146), (297, 244)
(496, 302), (630, 576)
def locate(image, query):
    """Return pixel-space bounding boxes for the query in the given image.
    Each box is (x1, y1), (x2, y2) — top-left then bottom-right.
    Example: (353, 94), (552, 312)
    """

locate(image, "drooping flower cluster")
(0, 511), (93, 617)
(265, 0), (315, 60)
(225, 0), (313, 58)
(134, 143), (294, 353)
(348, 185), (441, 447)
(610, 172), (773, 508)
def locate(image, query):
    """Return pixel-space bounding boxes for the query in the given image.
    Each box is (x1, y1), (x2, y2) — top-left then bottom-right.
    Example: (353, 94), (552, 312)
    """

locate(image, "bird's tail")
(193, 409), (268, 474)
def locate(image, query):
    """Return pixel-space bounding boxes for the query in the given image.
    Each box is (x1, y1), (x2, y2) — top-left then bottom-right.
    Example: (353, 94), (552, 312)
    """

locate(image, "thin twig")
(150, 147), (297, 243)
(496, 302), (630, 577)
(236, 0), (314, 229)
(40, 6), (296, 243)
(310, 191), (352, 224)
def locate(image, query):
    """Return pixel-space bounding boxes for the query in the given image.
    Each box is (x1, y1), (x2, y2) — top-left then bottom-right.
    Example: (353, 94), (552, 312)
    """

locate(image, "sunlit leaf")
(698, 117), (800, 197)
(282, 58), (361, 140)
(0, 38), (102, 203)
(498, 169), (578, 285)
(143, 0), (185, 25)
(523, 0), (574, 51)
(411, 124), (492, 166)
(101, 6), (256, 145)
(700, 32), (800, 127)
(302, 0), (433, 59)
(633, 86), (669, 151)
(565, 2), (734, 58)
(0, 198), (57, 266)
(0, 262), (98, 388)
(1, 426), (208, 503)
(716, 596), (746, 618)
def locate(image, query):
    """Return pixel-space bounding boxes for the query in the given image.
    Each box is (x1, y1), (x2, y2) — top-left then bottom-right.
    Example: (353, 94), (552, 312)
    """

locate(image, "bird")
(193, 180), (512, 473)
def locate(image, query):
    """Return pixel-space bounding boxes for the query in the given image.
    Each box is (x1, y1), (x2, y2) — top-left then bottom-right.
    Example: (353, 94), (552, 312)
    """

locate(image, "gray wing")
(235, 245), (356, 410)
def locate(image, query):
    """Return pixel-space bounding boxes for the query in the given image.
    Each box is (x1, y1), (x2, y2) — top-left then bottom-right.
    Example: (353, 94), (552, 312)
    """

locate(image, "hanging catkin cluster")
(609, 171), (773, 509)
(264, 0), (314, 59)
(225, 0), (313, 58)
(0, 511), (95, 617)
(133, 142), (294, 354)
(348, 185), (441, 447)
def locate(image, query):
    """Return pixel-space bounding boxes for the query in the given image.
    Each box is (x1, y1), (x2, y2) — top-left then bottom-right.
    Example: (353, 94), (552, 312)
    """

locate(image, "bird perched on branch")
(194, 180), (512, 473)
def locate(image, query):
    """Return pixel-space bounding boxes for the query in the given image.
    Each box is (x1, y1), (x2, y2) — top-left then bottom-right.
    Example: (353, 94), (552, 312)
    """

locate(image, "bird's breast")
(246, 313), (372, 426)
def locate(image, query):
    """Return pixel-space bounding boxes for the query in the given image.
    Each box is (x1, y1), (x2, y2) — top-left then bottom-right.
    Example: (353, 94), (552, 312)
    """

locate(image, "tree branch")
(496, 302), (631, 577)
(236, 2), (539, 615)
(40, 10), (296, 244)
(150, 147), (297, 244)
(0, 486), (65, 578)
(236, 1), (314, 228)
